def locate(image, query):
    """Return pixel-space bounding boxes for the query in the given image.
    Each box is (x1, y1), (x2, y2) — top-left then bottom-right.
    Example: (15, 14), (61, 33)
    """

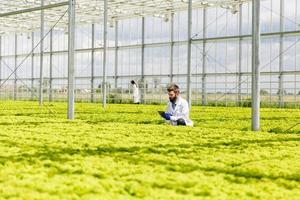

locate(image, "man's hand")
(162, 112), (172, 120)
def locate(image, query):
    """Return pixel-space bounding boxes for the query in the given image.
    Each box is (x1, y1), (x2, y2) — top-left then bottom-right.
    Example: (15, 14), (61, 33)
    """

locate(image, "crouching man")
(160, 84), (193, 127)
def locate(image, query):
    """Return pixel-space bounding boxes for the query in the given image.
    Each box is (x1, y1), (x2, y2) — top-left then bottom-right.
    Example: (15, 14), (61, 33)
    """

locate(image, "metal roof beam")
(0, 1), (68, 18)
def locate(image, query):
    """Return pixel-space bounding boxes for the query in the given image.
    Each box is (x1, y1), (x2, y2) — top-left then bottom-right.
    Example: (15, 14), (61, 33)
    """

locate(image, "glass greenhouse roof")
(0, 0), (249, 34)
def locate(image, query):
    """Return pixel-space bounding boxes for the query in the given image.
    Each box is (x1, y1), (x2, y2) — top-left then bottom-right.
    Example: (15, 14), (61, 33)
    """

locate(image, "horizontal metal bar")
(2, 70), (300, 82)
(0, 2), (68, 18)
(192, 30), (300, 43)
(1, 30), (299, 58)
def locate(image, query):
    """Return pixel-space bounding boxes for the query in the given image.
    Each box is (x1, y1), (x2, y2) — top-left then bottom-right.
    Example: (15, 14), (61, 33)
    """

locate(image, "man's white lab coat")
(166, 96), (193, 126)
(132, 84), (140, 103)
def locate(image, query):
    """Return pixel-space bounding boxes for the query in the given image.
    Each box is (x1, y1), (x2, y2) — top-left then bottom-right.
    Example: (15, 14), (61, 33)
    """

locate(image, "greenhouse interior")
(1, 0), (299, 106)
(0, 0), (300, 199)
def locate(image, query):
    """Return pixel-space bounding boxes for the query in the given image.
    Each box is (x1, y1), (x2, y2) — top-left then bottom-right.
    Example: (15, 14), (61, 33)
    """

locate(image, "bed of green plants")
(0, 101), (299, 199)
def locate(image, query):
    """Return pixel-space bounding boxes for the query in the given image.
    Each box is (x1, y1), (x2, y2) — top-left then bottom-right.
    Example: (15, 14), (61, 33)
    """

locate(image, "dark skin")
(168, 90), (179, 103)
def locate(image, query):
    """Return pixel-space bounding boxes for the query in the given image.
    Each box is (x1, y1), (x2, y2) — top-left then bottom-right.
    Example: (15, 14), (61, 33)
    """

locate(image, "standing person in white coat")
(131, 80), (140, 104)
(160, 83), (193, 126)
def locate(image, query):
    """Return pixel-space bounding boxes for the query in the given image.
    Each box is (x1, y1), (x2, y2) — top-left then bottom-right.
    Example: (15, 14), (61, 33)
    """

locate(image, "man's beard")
(169, 96), (177, 103)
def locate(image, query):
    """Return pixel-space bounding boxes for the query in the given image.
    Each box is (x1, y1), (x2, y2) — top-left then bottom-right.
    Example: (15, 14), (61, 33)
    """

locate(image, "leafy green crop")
(0, 101), (299, 199)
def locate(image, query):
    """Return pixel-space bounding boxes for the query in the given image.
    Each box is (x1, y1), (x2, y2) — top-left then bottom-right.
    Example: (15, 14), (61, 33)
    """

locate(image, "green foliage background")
(0, 101), (300, 199)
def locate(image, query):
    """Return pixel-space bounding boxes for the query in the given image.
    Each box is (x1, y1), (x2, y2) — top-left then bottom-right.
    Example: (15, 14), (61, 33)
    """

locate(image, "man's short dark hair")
(167, 83), (180, 93)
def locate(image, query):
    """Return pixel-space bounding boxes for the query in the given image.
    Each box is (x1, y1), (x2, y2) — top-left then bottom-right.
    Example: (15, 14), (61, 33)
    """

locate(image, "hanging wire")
(195, 1), (300, 107)
(191, 10), (228, 39)
(0, 8), (69, 116)
(212, 36), (300, 103)
(0, 8), (68, 89)
(192, 3), (300, 106)
(0, 59), (57, 116)
(260, 2), (300, 132)
(261, 4), (300, 27)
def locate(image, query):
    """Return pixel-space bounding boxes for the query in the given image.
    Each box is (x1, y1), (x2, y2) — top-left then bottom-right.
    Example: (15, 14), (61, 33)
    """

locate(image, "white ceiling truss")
(0, 0), (250, 34)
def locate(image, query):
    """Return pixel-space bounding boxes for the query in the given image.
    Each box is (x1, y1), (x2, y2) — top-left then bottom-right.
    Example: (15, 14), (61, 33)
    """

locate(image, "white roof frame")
(0, 0), (250, 34)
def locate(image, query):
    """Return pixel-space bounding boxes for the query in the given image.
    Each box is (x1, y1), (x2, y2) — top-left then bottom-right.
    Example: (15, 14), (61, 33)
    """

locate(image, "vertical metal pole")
(68, 0), (75, 119)
(225, 12), (228, 107)
(170, 13), (174, 83)
(279, 0), (284, 108)
(39, 0), (44, 105)
(49, 30), (53, 101)
(269, 0), (273, 106)
(102, 0), (108, 108)
(0, 36), (2, 86)
(14, 34), (17, 101)
(114, 21), (118, 89)
(202, 8), (207, 106)
(91, 24), (95, 103)
(187, 0), (192, 106)
(141, 17), (145, 103)
(252, 0), (261, 131)
(238, 4), (243, 106)
(295, 0), (298, 108)
(31, 32), (34, 100)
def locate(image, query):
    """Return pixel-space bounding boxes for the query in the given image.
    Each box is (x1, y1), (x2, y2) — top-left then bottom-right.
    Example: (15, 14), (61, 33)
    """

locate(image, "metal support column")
(49, 30), (53, 102)
(170, 13), (174, 83)
(187, 0), (192, 106)
(39, 0), (44, 105)
(238, 4), (243, 106)
(114, 21), (118, 89)
(68, 0), (75, 119)
(91, 24), (95, 103)
(279, 0), (284, 108)
(252, 0), (261, 131)
(31, 32), (34, 100)
(202, 8), (207, 106)
(0, 36), (2, 86)
(141, 17), (145, 103)
(102, 0), (108, 108)
(14, 34), (17, 101)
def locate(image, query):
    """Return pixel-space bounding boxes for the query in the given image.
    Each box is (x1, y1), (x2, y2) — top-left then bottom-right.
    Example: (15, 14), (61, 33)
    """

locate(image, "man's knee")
(177, 118), (186, 126)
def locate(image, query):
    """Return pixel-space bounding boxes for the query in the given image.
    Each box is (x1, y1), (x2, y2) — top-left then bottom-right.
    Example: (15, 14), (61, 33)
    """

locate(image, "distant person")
(159, 83), (193, 126)
(130, 80), (140, 104)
